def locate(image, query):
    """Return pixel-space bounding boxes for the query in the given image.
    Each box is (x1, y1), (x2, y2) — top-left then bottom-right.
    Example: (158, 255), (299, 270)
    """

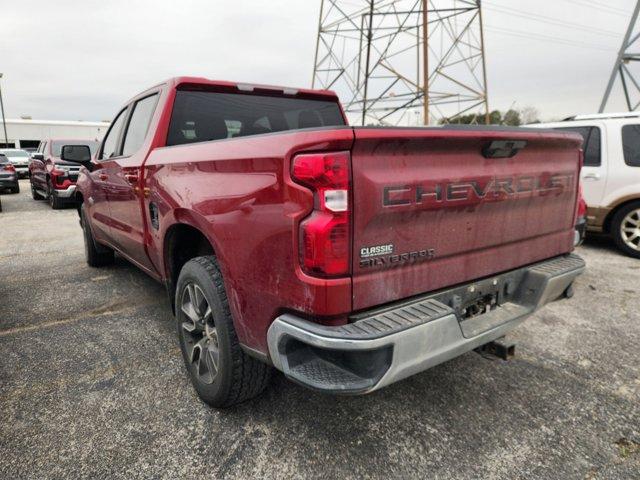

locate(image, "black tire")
(81, 204), (115, 267)
(10, 184), (19, 194)
(175, 256), (271, 408)
(611, 201), (640, 259)
(47, 180), (63, 209)
(31, 182), (44, 200)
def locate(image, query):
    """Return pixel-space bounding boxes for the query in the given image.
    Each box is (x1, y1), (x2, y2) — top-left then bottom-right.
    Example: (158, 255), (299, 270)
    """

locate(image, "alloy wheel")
(180, 283), (220, 384)
(620, 208), (640, 252)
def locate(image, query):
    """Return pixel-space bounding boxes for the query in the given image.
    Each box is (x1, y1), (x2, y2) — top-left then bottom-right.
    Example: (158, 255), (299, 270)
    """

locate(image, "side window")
(122, 93), (159, 156)
(99, 108), (128, 160)
(583, 127), (601, 167)
(622, 124), (640, 167)
(555, 126), (601, 167)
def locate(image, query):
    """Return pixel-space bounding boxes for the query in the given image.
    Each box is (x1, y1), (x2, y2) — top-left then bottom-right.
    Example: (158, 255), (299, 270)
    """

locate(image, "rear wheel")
(612, 201), (640, 259)
(10, 184), (19, 194)
(176, 256), (271, 408)
(47, 180), (63, 209)
(81, 204), (114, 267)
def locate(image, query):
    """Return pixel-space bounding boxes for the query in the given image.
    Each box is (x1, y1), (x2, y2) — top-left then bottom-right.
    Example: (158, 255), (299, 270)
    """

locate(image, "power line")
(560, 0), (630, 16)
(581, 0), (630, 15)
(484, 24), (618, 52)
(483, 1), (621, 38)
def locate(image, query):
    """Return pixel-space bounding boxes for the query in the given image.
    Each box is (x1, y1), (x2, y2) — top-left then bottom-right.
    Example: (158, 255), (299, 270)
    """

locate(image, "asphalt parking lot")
(0, 178), (639, 479)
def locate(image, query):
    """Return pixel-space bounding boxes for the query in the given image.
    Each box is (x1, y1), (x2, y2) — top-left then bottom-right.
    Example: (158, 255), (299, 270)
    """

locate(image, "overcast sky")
(0, 0), (636, 123)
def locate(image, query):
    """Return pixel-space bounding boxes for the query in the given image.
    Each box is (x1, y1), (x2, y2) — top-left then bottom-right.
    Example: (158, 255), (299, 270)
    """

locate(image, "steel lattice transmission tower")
(600, 1), (640, 112)
(312, 0), (490, 126)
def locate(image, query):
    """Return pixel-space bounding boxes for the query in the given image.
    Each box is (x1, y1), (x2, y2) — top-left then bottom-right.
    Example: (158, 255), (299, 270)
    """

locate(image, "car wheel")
(612, 201), (640, 259)
(11, 184), (19, 194)
(81, 204), (114, 267)
(176, 256), (271, 408)
(31, 182), (44, 200)
(47, 180), (63, 209)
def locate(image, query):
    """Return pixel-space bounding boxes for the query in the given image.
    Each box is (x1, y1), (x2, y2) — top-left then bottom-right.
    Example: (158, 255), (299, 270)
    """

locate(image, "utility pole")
(362, 0), (374, 125)
(312, 0), (490, 126)
(422, 0), (429, 125)
(600, 0), (640, 112)
(0, 73), (8, 147)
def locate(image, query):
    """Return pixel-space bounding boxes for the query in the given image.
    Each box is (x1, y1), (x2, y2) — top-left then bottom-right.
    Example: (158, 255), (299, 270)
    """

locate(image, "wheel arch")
(603, 197), (640, 233)
(162, 220), (219, 313)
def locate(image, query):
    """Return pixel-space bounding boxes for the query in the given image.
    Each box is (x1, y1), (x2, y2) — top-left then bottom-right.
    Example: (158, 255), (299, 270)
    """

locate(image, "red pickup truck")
(29, 138), (100, 208)
(69, 77), (585, 408)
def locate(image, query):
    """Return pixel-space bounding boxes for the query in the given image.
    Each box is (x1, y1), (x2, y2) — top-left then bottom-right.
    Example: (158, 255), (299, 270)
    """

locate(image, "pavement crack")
(0, 299), (158, 337)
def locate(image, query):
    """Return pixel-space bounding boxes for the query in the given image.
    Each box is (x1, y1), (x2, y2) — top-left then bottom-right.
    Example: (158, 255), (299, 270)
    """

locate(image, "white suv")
(533, 112), (640, 258)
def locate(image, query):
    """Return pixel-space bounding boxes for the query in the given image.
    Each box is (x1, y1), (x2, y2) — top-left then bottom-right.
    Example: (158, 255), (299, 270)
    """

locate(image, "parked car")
(29, 138), (100, 209)
(533, 112), (640, 258)
(0, 153), (20, 193)
(73, 76), (585, 408)
(0, 148), (31, 178)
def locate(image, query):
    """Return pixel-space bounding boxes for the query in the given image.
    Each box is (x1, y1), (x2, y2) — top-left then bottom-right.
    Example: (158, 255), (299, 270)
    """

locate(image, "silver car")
(0, 148), (31, 178)
(0, 153), (19, 193)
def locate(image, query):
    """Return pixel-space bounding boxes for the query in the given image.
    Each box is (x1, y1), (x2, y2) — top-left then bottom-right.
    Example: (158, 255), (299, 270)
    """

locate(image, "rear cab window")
(166, 89), (346, 146)
(554, 126), (601, 167)
(122, 93), (159, 156)
(622, 124), (640, 167)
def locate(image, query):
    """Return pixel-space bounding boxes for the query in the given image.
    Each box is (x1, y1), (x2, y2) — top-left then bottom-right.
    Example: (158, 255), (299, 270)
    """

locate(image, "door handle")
(99, 173), (108, 181)
(124, 173), (139, 184)
(582, 173), (600, 181)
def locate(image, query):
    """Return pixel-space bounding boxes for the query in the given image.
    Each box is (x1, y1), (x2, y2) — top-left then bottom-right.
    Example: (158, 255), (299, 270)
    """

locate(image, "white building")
(0, 118), (110, 149)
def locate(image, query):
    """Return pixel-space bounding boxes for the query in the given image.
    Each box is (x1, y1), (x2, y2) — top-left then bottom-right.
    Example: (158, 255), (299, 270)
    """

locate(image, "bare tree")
(520, 106), (540, 125)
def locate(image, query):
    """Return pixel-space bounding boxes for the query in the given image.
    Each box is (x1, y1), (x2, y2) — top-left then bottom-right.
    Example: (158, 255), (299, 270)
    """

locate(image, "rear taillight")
(292, 151), (351, 277)
(577, 188), (587, 219)
(575, 150), (586, 223)
(3, 164), (15, 172)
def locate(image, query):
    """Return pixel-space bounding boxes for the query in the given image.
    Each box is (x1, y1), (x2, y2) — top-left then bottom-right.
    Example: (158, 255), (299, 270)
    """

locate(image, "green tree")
(439, 108), (530, 126)
(502, 109), (521, 126)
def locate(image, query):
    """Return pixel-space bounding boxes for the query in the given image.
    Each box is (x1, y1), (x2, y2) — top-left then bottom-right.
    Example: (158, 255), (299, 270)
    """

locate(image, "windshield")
(52, 141), (100, 157)
(0, 149), (29, 158)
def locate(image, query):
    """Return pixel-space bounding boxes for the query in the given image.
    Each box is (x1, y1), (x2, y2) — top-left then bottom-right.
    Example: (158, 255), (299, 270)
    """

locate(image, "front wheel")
(176, 256), (271, 408)
(612, 202), (640, 259)
(10, 184), (19, 194)
(47, 180), (63, 209)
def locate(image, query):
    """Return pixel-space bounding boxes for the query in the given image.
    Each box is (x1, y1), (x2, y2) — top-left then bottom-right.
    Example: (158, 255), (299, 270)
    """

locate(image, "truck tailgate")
(351, 127), (582, 311)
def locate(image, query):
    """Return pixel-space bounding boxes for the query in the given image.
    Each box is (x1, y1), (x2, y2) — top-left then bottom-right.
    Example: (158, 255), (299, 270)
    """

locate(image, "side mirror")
(60, 145), (94, 171)
(31, 152), (44, 161)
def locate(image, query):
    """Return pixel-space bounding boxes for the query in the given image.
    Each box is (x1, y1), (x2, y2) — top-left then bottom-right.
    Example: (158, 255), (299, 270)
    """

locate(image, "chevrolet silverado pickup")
(71, 77), (585, 408)
(29, 138), (100, 208)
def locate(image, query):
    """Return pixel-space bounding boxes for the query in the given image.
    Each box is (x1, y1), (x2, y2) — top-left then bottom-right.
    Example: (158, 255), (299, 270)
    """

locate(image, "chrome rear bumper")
(267, 254), (585, 394)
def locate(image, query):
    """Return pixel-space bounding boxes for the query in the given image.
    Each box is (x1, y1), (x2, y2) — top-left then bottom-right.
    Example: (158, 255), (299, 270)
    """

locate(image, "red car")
(29, 138), (100, 208)
(72, 77), (585, 407)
